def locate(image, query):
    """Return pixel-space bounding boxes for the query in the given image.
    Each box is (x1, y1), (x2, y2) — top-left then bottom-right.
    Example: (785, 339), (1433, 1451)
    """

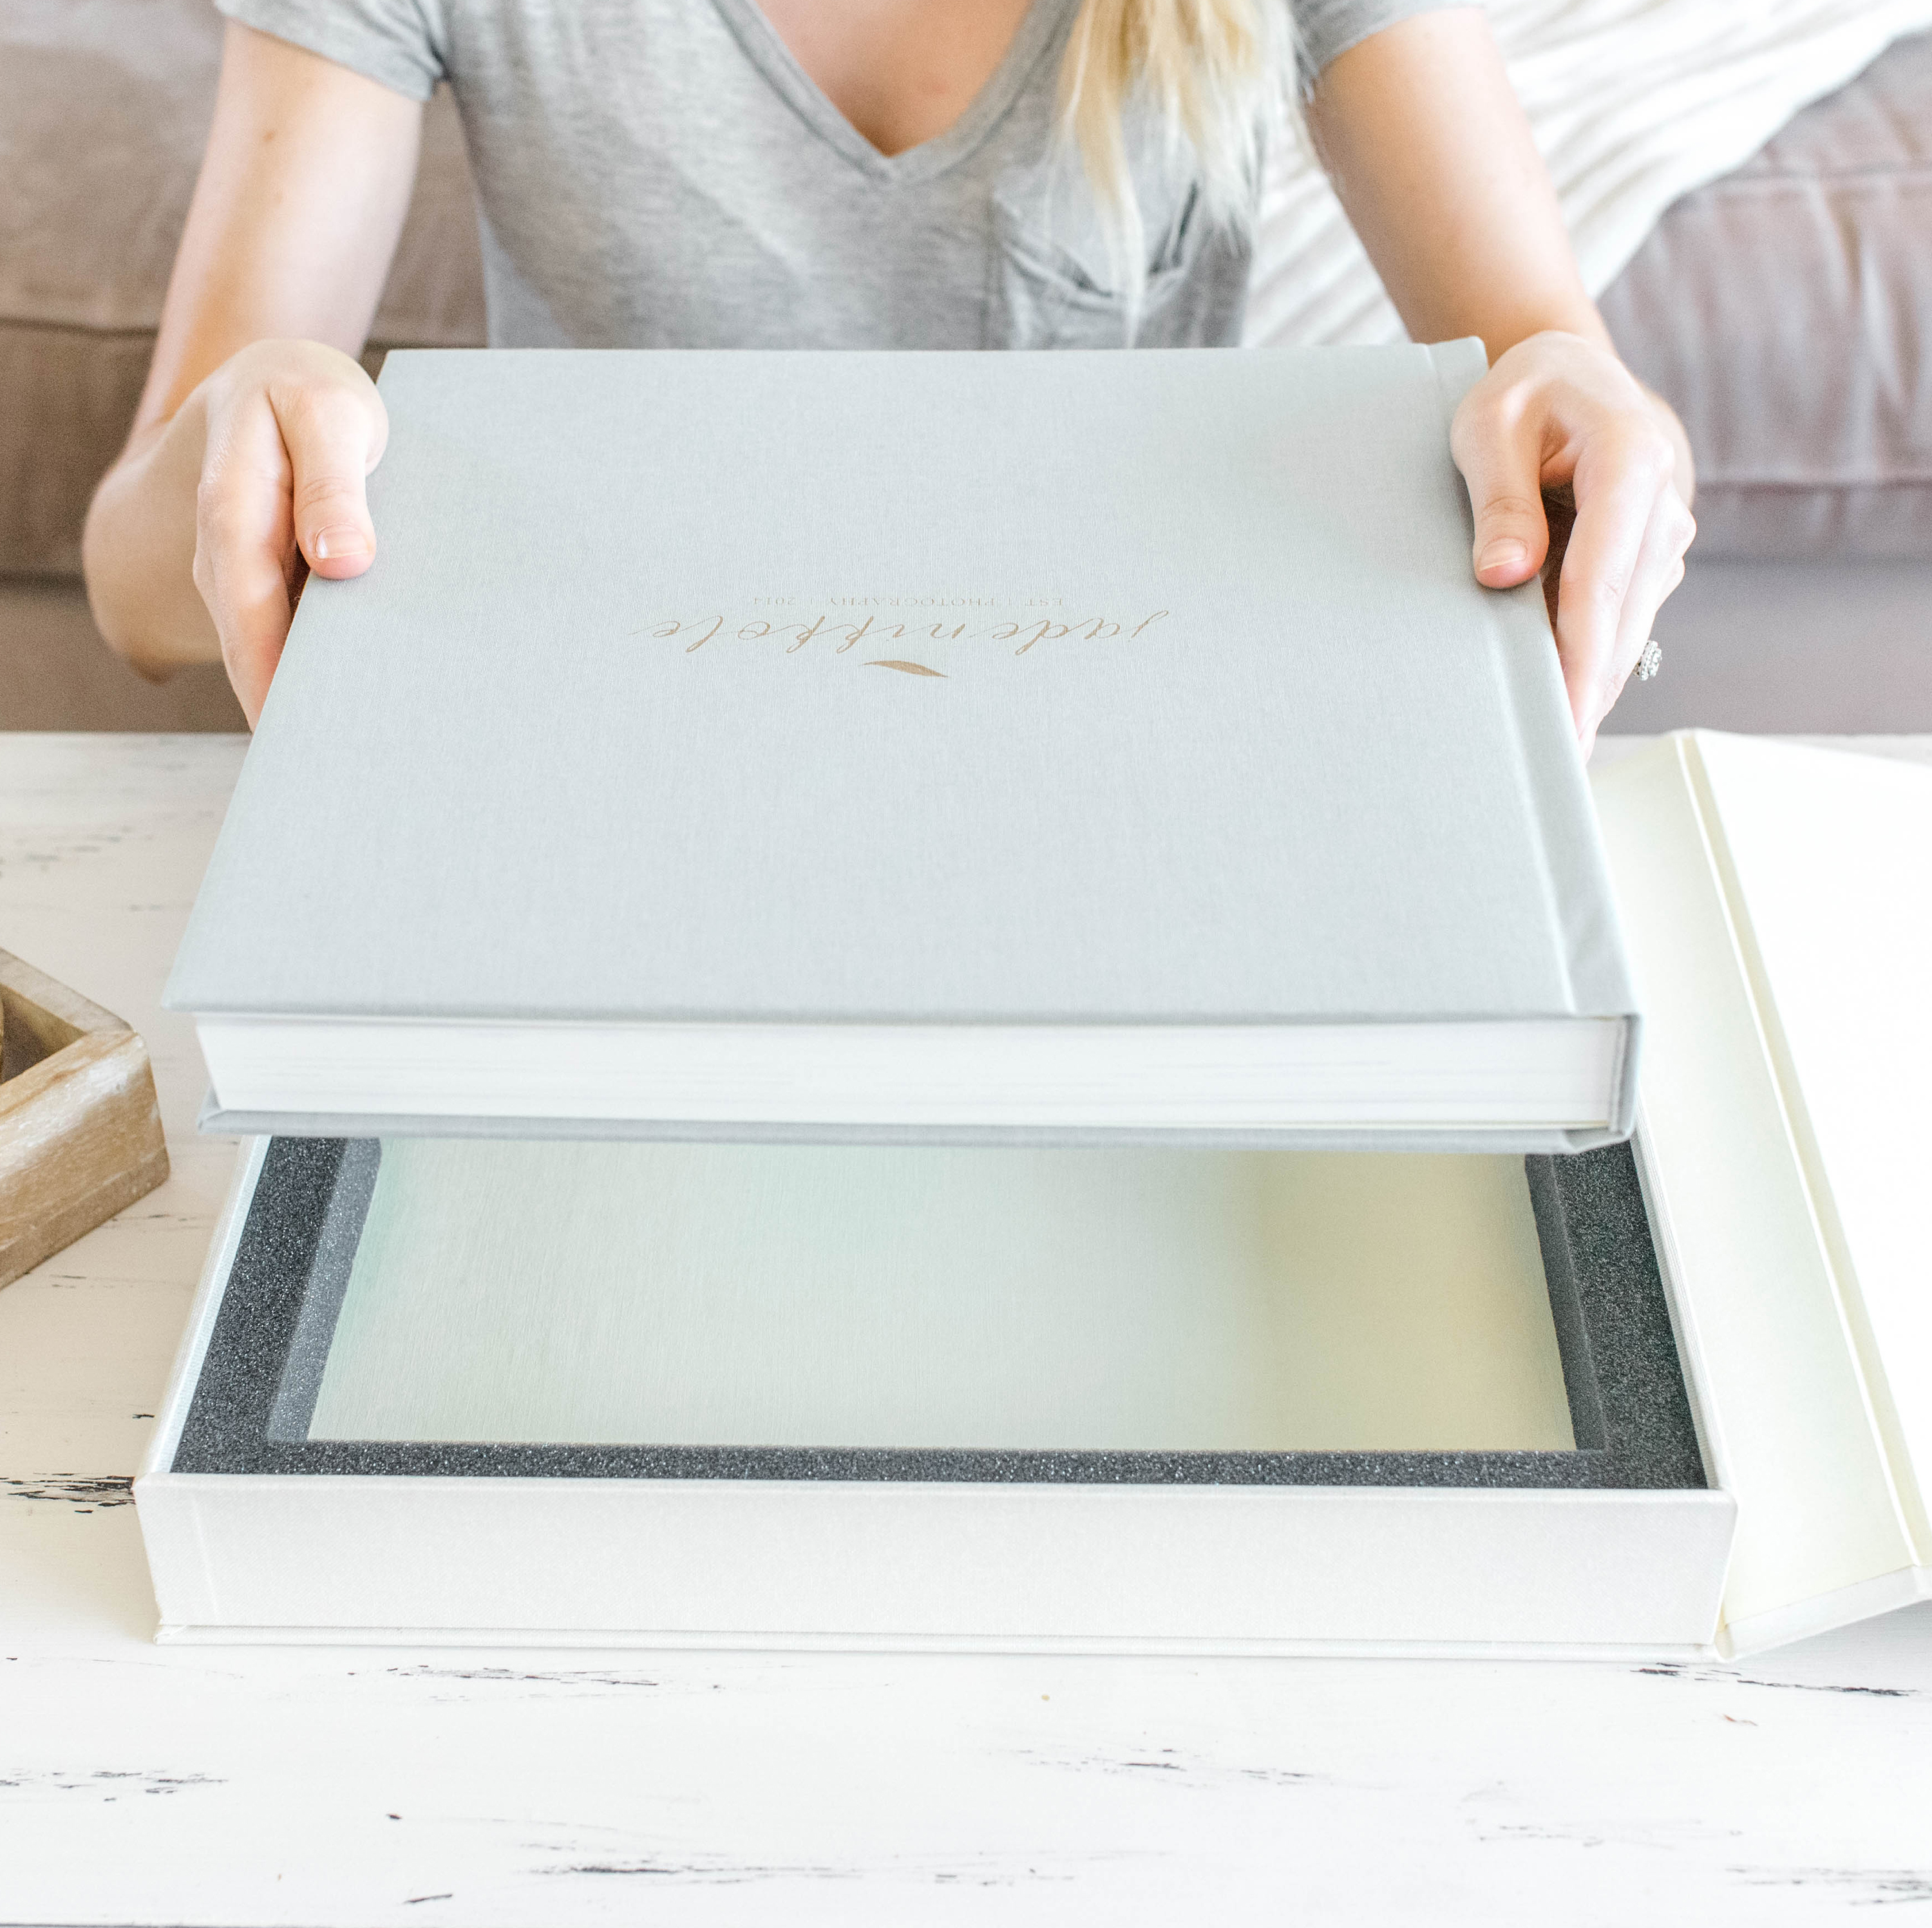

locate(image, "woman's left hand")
(1450, 330), (1696, 755)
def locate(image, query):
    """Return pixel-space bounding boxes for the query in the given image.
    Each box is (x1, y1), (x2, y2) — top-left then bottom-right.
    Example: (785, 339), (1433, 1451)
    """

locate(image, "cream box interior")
(137, 1130), (1734, 1655)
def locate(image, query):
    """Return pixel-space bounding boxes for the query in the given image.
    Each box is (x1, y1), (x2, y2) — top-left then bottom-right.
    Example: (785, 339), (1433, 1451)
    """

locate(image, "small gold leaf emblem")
(866, 659), (947, 677)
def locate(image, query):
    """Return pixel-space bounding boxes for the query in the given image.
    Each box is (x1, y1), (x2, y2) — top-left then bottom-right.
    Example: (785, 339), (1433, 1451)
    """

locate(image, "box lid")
(1593, 732), (1932, 1655)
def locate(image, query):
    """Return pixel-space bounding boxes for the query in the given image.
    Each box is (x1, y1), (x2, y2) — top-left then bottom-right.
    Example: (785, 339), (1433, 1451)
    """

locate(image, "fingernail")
(312, 526), (370, 562)
(1478, 538), (1528, 574)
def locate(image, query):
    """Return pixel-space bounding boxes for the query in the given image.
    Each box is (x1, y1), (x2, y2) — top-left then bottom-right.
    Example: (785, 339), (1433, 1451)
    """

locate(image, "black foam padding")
(1531, 1146), (1705, 1490)
(263, 1139), (381, 1442)
(173, 1139), (1705, 1491)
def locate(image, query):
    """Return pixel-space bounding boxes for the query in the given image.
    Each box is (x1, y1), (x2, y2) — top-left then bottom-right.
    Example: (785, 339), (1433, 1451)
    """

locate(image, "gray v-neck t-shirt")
(218, 0), (1446, 350)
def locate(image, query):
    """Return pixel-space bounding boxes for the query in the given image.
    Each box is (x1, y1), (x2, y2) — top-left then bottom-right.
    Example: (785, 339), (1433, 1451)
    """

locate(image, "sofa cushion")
(1600, 30), (1932, 559)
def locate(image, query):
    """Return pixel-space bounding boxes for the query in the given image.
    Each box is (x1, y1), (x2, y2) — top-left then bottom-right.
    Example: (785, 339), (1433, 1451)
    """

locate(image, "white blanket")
(1245, 0), (1932, 346)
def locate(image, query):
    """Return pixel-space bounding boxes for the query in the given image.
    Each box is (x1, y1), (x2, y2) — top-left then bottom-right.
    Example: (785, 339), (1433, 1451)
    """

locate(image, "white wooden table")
(3, 731), (1929, 1928)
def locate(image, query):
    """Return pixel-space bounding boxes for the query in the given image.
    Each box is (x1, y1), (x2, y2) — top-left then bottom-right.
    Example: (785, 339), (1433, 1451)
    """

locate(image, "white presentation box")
(138, 1131), (1732, 1657)
(135, 735), (1932, 1658)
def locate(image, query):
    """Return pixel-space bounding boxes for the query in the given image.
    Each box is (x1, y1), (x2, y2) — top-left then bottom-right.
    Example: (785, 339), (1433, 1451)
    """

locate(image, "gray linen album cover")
(166, 345), (1638, 1142)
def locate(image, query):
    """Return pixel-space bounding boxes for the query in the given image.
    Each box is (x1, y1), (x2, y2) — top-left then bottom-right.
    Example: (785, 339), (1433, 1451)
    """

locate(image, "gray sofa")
(1599, 28), (1932, 563)
(2, 1), (1927, 728)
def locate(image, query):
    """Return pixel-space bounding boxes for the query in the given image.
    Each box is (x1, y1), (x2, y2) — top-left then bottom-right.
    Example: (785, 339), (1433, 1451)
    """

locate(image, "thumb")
(1450, 385), (1551, 591)
(269, 371), (388, 579)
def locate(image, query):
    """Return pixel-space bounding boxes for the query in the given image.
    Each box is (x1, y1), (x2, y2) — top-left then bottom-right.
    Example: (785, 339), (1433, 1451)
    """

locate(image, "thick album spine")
(1425, 339), (1642, 1142)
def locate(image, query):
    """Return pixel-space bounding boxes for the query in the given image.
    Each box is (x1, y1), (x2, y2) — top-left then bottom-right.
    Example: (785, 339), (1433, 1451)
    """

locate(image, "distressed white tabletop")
(1, 731), (1929, 1928)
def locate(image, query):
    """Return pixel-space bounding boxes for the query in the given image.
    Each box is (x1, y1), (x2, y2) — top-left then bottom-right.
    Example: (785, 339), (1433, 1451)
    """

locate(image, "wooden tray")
(0, 949), (168, 1289)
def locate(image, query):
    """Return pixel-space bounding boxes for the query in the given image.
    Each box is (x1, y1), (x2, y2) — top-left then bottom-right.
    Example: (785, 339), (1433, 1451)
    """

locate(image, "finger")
(1451, 382), (1551, 589)
(1552, 421), (1676, 737)
(1597, 487), (1694, 721)
(193, 386), (302, 727)
(267, 372), (387, 578)
(1576, 514), (1690, 759)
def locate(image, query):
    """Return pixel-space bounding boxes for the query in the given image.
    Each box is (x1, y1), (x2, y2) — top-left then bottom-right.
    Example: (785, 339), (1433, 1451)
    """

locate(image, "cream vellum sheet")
(307, 1143), (1577, 1454)
(1247, 0), (1932, 348)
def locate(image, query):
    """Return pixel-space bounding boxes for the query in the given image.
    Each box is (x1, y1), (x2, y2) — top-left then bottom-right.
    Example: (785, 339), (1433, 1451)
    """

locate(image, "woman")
(84, 0), (1694, 749)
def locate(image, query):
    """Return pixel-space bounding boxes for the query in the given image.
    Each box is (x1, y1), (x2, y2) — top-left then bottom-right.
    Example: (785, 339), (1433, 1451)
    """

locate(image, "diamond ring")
(1635, 638), (1663, 682)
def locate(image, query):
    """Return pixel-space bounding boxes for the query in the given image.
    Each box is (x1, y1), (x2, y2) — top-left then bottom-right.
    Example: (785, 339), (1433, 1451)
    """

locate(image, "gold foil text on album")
(634, 605), (1173, 668)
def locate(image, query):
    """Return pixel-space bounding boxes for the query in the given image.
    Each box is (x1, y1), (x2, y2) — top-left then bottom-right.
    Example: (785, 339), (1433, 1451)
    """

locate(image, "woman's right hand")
(81, 21), (421, 724)
(185, 339), (389, 724)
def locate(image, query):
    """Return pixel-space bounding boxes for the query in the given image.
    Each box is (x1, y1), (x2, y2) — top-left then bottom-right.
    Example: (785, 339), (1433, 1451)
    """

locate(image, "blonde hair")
(1058, 0), (1291, 304)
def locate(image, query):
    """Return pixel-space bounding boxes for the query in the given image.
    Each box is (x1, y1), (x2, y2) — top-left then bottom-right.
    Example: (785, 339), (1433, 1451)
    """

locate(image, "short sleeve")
(1291, 0), (1468, 83)
(215, 0), (448, 102)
